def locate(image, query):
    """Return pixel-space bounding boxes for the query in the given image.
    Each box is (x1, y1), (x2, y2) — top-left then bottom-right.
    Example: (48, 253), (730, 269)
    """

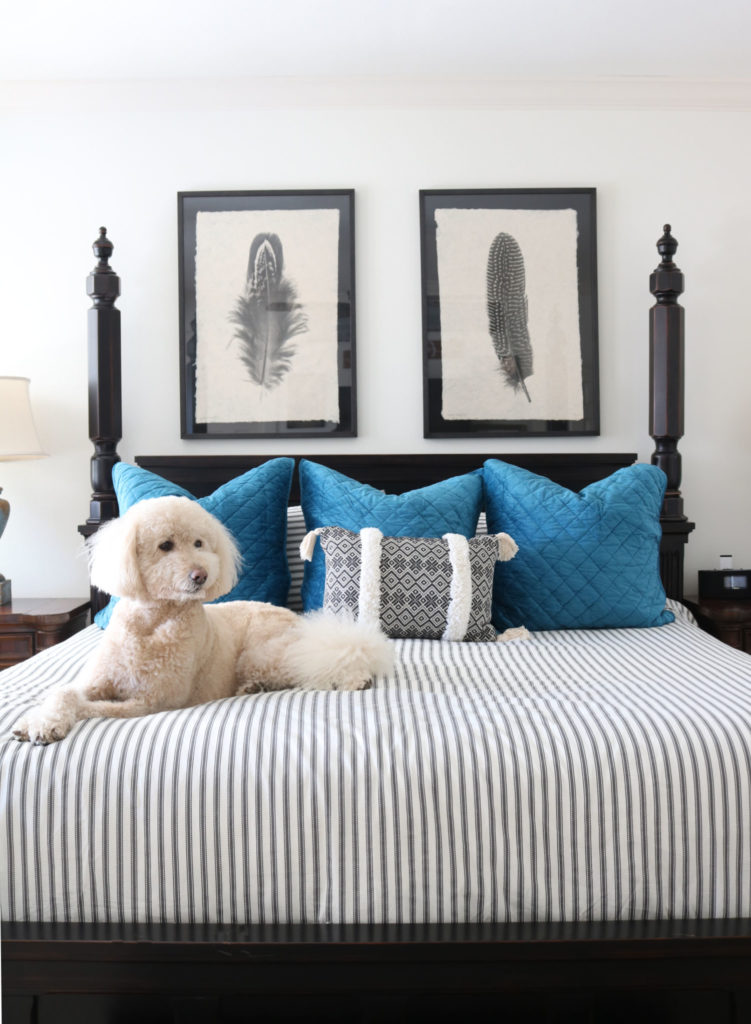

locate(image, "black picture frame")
(179, 190), (356, 438)
(420, 188), (599, 438)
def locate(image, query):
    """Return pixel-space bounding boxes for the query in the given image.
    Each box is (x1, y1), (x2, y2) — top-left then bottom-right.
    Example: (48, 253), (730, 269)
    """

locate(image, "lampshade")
(0, 377), (46, 460)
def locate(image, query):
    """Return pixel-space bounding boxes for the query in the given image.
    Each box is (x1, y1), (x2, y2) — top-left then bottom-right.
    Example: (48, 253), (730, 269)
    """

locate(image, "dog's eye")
(194, 539), (203, 548)
(158, 540), (174, 552)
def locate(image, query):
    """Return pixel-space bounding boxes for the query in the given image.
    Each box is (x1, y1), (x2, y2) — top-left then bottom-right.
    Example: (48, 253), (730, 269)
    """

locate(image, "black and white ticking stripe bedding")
(1, 601), (750, 925)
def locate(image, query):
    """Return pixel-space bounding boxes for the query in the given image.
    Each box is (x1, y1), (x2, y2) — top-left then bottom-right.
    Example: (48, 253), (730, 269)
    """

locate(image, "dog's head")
(88, 496), (241, 604)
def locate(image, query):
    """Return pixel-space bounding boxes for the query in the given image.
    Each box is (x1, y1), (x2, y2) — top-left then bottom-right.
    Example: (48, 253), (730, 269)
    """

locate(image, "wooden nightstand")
(0, 598), (91, 669)
(688, 597), (751, 654)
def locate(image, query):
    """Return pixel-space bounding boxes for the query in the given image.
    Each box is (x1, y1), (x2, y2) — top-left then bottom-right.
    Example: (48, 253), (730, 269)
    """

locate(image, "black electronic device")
(698, 569), (751, 600)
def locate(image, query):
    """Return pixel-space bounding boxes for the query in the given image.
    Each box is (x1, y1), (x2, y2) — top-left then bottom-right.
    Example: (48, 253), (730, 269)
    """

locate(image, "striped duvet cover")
(1, 601), (750, 925)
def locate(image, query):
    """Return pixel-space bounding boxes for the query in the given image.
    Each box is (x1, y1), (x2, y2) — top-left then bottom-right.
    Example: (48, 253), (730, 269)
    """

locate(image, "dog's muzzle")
(187, 568), (208, 591)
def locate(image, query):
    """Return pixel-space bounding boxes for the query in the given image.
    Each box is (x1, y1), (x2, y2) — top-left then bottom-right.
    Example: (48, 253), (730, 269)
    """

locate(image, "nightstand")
(688, 597), (751, 654)
(0, 598), (91, 669)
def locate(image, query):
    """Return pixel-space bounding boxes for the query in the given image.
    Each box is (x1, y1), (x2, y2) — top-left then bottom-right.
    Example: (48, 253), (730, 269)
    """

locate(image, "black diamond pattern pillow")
(301, 526), (518, 641)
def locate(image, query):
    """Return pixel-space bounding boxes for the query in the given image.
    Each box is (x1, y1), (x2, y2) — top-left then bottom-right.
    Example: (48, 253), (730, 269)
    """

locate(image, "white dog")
(12, 496), (393, 745)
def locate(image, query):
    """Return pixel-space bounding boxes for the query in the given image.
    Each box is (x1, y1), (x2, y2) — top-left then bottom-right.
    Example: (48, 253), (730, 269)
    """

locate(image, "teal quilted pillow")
(94, 459), (294, 627)
(483, 460), (673, 631)
(299, 460), (483, 612)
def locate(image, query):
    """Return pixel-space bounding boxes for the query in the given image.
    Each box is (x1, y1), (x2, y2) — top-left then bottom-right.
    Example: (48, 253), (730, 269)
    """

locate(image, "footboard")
(4, 920), (751, 1023)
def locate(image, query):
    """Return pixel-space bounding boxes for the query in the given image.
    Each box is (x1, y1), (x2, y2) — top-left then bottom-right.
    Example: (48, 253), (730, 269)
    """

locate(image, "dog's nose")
(190, 568), (208, 586)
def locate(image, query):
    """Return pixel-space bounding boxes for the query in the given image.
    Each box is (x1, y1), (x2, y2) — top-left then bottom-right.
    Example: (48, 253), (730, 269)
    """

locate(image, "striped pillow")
(301, 525), (518, 641)
(286, 506), (307, 611)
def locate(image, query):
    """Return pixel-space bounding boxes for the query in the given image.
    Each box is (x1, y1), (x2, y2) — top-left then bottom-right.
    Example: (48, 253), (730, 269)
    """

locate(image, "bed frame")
(6, 227), (750, 1024)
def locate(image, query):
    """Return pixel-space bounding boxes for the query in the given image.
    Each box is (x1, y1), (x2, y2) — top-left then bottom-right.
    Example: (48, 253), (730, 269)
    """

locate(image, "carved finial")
(656, 224), (678, 268)
(87, 227), (120, 306)
(650, 223), (683, 306)
(92, 227), (114, 272)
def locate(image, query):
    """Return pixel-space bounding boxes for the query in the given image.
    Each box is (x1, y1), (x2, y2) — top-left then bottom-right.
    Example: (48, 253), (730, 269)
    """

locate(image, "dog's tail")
(284, 611), (394, 691)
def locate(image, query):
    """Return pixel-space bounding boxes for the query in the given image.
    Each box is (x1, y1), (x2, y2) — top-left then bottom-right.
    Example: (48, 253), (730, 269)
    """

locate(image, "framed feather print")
(179, 190), (356, 438)
(420, 188), (599, 438)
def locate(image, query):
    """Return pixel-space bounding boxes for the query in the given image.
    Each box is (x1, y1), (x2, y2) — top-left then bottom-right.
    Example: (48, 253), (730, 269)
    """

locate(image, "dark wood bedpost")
(77, 227), (122, 614)
(650, 224), (694, 600)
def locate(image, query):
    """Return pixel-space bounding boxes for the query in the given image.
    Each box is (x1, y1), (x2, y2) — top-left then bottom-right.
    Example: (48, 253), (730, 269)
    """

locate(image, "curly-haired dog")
(12, 496), (393, 745)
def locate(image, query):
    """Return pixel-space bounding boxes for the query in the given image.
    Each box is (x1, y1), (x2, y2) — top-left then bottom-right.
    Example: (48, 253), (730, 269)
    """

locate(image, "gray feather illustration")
(229, 233), (308, 390)
(487, 231), (533, 402)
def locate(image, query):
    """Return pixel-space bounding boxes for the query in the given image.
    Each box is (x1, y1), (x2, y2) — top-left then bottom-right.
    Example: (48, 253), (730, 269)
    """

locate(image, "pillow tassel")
(496, 532), (519, 562)
(300, 529), (322, 562)
(496, 626), (529, 643)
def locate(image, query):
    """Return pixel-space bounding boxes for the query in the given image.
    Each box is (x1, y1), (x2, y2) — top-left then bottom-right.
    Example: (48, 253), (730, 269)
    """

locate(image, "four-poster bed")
(2, 225), (751, 1024)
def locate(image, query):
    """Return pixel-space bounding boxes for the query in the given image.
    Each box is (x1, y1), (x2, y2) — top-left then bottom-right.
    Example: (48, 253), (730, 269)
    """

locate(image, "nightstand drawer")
(717, 626), (745, 651)
(0, 599), (90, 669)
(716, 627), (751, 653)
(0, 631), (35, 665)
(689, 597), (751, 654)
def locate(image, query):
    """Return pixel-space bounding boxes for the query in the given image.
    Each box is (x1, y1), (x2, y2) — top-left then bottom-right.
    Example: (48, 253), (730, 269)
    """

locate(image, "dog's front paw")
(13, 708), (72, 745)
(333, 677), (373, 692)
(299, 675), (373, 692)
(11, 715), (30, 742)
(235, 680), (266, 696)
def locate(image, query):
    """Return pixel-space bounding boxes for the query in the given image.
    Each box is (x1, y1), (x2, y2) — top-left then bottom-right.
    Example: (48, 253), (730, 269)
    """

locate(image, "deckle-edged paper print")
(195, 208), (340, 424)
(436, 207), (583, 422)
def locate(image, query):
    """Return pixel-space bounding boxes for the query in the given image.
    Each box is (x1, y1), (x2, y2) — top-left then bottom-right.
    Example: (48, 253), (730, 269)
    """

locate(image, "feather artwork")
(486, 232), (533, 402)
(229, 232), (308, 390)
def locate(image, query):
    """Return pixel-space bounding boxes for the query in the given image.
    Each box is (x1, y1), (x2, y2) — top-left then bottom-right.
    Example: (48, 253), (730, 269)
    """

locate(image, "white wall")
(1, 79), (750, 600)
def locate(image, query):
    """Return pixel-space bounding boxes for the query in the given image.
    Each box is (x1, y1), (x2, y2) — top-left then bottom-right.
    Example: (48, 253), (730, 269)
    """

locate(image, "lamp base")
(0, 490), (9, 604)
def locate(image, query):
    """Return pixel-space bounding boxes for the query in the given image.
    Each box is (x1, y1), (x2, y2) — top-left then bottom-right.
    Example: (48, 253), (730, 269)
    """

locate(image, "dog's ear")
(87, 512), (146, 600)
(202, 518), (242, 602)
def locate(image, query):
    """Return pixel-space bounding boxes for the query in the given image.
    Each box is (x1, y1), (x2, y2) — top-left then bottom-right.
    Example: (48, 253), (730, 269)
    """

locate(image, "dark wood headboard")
(135, 452), (636, 504)
(79, 224), (693, 607)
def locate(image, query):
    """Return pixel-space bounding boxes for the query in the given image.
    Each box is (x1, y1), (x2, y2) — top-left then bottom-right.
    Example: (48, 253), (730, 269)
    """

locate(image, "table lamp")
(0, 376), (47, 604)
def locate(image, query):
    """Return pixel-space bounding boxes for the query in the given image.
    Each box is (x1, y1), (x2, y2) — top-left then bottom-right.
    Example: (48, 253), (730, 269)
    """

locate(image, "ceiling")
(2, 0), (750, 82)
